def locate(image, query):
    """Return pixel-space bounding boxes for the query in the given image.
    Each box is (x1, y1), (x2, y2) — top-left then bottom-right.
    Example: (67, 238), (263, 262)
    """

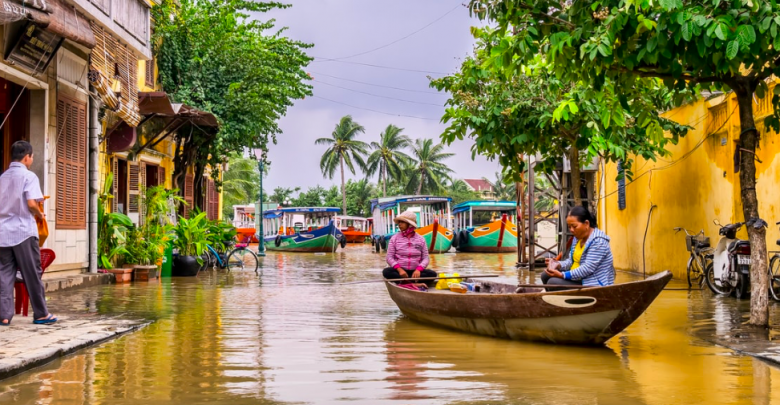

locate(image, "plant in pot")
(98, 173), (133, 271)
(171, 212), (209, 276)
(204, 218), (238, 269)
(124, 227), (164, 281)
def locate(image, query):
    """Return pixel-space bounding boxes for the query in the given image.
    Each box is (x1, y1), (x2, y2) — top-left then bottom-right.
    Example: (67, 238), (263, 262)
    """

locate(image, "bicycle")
(204, 236), (260, 274)
(768, 221), (780, 302)
(674, 227), (713, 289)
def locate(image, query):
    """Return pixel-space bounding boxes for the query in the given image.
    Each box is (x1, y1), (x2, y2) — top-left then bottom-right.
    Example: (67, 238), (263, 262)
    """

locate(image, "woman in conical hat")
(382, 209), (437, 286)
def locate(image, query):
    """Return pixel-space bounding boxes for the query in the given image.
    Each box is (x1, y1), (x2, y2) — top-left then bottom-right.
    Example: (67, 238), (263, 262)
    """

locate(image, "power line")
(311, 95), (440, 121)
(314, 80), (444, 106)
(307, 70), (446, 95)
(310, 58), (451, 75)
(325, 4), (462, 61)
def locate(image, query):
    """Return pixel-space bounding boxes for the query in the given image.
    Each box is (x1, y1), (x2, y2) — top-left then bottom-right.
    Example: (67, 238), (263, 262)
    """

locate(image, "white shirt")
(0, 162), (43, 247)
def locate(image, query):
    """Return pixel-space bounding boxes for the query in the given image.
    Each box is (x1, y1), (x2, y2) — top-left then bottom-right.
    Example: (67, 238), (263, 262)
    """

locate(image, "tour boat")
(262, 207), (345, 252)
(370, 195), (453, 254)
(384, 271), (672, 345)
(335, 215), (372, 243)
(232, 204), (260, 243)
(452, 200), (518, 253)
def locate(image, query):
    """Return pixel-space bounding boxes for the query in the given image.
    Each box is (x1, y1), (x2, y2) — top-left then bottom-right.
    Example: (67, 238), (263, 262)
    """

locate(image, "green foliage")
(98, 173), (133, 269)
(365, 125), (412, 197)
(405, 138), (454, 194)
(269, 186), (300, 206)
(291, 186), (325, 207)
(316, 115), (370, 212)
(152, 0), (312, 191)
(172, 212), (210, 259)
(345, 179), (375, 217)
(222, 155), (263, 219)
(205, 219), (238, 253)
(445, 179), (481, 205)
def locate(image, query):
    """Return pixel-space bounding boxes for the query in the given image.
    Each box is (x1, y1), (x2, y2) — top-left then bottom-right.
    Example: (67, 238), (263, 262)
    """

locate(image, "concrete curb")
(0, 318), (150, 381)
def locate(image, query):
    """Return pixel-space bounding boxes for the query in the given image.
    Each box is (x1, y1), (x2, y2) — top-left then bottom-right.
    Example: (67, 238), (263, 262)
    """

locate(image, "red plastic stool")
(14, 248), (56, 316)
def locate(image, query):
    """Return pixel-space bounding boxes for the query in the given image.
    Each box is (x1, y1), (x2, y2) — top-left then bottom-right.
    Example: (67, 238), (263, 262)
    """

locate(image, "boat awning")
(263, 211), (283, 219)
(263, 207), (340, 217)
(452, 200), (517, 214)
(371, 195), (452, 212)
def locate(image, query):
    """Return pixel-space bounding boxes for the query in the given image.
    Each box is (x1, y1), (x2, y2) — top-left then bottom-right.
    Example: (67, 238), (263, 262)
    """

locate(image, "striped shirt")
(386, 231), (429, 271)
(559, 228), (615, 286)
(0, 162), (43, 247)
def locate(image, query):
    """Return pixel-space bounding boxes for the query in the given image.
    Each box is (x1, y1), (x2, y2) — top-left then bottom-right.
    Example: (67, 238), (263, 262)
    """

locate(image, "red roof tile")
(463, 179), (494, 192)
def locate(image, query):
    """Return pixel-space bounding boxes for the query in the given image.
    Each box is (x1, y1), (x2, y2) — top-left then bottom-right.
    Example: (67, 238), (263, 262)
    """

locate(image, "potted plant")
(204, 217), (238, 269)
(171, 212), (209, 276)
(124, 227), (164, 281)
(98, 173), (133, 281)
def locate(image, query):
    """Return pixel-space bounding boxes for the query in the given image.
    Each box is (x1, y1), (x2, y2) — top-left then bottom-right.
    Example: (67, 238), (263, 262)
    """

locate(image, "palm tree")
(221, 155), (261, 218)
(484, 171), (516, 201)
(315, 116), (369, 212)
(365, 124), (412, 197)
(407, 138), (454, 195)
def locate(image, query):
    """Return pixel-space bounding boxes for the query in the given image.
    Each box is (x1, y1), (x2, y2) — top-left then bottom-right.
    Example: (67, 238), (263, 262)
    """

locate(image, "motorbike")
(705, 220), (751, 298)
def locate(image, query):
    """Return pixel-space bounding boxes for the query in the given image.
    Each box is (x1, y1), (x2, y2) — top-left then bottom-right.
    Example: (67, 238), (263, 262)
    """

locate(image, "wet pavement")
(0, 245), (779, 404)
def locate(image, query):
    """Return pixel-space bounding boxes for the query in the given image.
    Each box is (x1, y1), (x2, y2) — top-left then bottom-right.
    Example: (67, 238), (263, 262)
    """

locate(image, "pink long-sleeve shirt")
(386, 231), (429, 271)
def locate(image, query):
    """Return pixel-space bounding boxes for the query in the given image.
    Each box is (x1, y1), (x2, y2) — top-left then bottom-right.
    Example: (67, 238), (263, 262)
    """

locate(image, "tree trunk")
(382, 163), (388, 197)
(340, 154), (347, 214)
(569, 147), (582, 207)
(734, 84), (769, 327)
(416, 171), (424, 195)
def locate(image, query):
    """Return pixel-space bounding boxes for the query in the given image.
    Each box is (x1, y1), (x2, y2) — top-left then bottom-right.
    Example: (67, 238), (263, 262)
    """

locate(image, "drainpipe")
(88, 89), (100, 273)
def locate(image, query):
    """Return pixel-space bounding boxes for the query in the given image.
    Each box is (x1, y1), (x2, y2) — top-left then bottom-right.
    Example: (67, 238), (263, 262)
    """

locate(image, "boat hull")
(456, 219), (518, 253)
(264, 223), (343, 252)
(385, 271), (672, 345)
(343, 231), (370, 243)
(416, 223), (453, 254)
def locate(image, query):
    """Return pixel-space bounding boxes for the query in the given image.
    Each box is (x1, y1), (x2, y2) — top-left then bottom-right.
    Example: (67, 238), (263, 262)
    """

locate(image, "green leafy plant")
(205, 219), (238, 252)
(98, 173), (133, 269)
(172, 212), (209, 261)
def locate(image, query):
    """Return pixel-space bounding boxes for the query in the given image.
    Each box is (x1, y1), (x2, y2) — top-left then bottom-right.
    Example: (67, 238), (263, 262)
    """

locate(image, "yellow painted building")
(599, 86), (780, 279)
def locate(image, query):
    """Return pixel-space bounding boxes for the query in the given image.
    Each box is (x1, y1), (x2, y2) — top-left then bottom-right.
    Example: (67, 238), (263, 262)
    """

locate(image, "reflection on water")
(0, 245), (778, 404)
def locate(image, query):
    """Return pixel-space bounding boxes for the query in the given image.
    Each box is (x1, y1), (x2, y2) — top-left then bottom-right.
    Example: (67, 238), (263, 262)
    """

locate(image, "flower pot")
(133, 265), (159, 281)
(172, 255), (201, 277)
(106, 268), (133, 283)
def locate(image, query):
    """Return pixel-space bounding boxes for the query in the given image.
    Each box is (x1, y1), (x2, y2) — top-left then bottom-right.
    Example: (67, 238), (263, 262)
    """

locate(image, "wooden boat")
(452, 200), (518, 253)
(335, 215), (371, 243)
(384, 271), (672, 345)
(370, 195), (454, 254)
(232, 204), (260, 243)
(262, 207), (345, 252)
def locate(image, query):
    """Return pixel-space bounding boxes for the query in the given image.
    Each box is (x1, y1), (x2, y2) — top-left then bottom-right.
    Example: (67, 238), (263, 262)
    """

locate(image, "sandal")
(33, 314), (57, 325)
(0, 319), (9, 326)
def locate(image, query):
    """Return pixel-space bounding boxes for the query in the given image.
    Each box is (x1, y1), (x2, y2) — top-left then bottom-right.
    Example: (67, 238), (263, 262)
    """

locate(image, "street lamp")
(256, 156), (266, 257)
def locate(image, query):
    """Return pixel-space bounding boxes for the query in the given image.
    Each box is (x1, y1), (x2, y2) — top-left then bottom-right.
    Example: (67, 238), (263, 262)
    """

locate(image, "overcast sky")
(254, 1), (501, 192)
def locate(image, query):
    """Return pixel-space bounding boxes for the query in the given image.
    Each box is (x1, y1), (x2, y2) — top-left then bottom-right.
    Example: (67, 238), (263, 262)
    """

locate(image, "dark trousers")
(0, 237), (48, 321)
(541, 271), (583, 286)
(383, 267), (437, 286)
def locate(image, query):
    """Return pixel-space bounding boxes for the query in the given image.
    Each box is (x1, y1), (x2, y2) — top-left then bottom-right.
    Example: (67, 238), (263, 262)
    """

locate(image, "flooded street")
(1, 245), (779, 404)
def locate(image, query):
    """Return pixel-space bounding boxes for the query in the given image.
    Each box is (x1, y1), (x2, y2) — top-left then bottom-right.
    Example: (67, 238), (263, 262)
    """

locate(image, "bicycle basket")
(686, 235), (710, 252)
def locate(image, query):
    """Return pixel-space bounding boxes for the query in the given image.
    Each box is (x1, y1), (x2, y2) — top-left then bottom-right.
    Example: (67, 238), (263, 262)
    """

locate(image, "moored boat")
(262, 207), (345, 252)
(335, 215), (371, 243)
(384, 271), (672, 345)
(452, 200), (518, 253)
(371, 195), (454, 254)
(232, 204), (260, 243)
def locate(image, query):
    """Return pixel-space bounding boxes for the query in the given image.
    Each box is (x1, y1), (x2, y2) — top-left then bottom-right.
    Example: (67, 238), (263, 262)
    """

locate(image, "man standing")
(0, 141), (56, 325)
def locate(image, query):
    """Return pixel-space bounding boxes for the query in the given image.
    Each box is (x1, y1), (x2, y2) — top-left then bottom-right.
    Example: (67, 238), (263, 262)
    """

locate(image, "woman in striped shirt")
(382, 210), (437, 285)
(544, 206), (615, 287)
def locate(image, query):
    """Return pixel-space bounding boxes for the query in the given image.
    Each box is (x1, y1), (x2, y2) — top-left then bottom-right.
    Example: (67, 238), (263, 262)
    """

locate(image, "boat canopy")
(263, 207), (340, 218)
(262, 207), (340, 238)
(452, 200), (517, 214)
(370, 195), (452, 212)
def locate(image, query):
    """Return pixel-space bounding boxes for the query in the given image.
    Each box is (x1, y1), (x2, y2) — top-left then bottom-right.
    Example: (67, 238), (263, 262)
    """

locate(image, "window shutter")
(139, 162), (146, 223)
(128, 162), (140, 213)
(145, 58), (154, 88)
(207, 179), (219, 220)
(617, 161), (626, 211)
(158, 166), (165, 188)
(55, 95), (87, 229)
(184, 173), (194, 218)
(112, 157), (118, 213)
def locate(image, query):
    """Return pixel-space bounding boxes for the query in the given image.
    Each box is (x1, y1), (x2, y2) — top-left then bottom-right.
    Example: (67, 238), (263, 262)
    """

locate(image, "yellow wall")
(599, 86), (780, 279)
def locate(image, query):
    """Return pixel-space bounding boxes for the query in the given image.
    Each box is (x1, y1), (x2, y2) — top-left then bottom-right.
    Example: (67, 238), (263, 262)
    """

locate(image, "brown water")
(1, 245), (779, 404)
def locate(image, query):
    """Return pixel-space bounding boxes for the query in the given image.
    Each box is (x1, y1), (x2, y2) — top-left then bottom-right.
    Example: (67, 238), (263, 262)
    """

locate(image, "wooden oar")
(343, 274), (500, 285)
(514, 284), (590, 290)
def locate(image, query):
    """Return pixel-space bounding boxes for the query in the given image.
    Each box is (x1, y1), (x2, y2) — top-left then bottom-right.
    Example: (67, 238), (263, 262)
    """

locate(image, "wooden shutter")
(145, 58), (154, 88)
(111, 157), (119, 213)
(158, 166), (166, 188)
(206, 179), (219, 220)
(128, 162), (140, 213)
(139, 162), (147, 223)
(183, 173), (194, 218)
(55, 95), (87, 229)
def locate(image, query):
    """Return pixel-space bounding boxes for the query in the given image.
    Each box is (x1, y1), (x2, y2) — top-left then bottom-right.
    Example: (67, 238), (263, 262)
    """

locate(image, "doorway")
(0, 78), (30, 172)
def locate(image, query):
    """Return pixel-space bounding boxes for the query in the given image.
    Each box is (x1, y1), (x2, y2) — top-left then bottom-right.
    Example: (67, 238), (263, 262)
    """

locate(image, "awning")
(0, 0), (95, 48)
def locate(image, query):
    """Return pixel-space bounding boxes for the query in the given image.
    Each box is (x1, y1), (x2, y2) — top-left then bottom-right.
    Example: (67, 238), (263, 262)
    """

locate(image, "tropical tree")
(446, 179), (480, 205)
(292, 186), (325, 207)
(366, 124), (412, 197)
(221, 155), (262, 219)
(269, 186), (300, 206)
(323, 186), (341, 208)
(484, 172), (516, 201)
(316, 116), (369, 212)
(467, 0), (778, 326)
(152, 0), (312, 207)
(406, 138), (455, 195)
(345, 179), (375, 217)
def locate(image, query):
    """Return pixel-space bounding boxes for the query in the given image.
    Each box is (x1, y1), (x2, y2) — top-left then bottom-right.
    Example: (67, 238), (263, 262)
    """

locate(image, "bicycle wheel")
(686, 256), (695, 288)
(227, 248), (259, 272)
(705, 262), (734, 295)
(769, 255), (780, 302)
